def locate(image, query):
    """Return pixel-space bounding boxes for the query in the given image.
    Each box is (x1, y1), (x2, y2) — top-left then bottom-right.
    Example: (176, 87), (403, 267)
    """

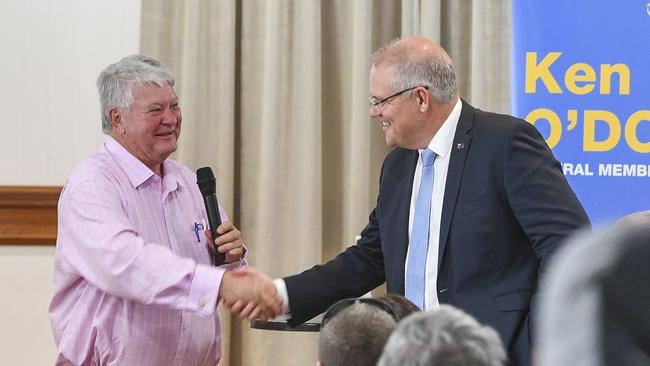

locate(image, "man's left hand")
(205, 222), (244, 263)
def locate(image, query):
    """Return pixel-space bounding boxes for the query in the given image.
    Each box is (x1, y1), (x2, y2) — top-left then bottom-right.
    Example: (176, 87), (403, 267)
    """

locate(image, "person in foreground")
(232, 36), (590, 365)
(378, 305), (507, 366)
(49, 54), (281, 365)
(538, 221), (650, 366)
(317, 295), (418, 366)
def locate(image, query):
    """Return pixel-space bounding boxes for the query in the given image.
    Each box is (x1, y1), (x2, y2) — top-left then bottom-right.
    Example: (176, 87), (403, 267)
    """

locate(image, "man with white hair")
(49, 54), (281, 365)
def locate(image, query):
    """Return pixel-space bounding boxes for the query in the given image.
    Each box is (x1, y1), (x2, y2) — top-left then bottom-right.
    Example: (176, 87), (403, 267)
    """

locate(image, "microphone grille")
(196, 167), (216, 195)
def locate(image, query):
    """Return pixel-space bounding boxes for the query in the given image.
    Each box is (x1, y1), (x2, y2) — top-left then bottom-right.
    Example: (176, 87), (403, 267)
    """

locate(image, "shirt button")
(198, 300), (206, 309)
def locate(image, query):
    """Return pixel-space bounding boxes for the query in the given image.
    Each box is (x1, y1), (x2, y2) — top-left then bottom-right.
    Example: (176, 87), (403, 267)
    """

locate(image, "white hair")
(96, 54), (175, 134)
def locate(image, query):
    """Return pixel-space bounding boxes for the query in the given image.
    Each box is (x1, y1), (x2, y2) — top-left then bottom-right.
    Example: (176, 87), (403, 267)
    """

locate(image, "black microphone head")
(196, 167), (216, 196)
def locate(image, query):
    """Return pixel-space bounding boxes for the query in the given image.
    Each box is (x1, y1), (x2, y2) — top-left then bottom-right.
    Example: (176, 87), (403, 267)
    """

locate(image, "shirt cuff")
(188, 263), (223, 318)
(220, 244), (248, 266)
(220, 254), (247, 269)
(273, 278), (291, 315)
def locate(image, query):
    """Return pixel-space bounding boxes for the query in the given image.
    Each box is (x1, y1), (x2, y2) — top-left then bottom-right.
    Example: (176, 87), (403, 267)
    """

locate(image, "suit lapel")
(438, 100), (474, 268)
(391, 150), (418, 294)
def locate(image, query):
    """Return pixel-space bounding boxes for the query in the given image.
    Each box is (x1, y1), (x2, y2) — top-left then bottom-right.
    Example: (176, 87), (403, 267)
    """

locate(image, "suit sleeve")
(283, 173), (389, 326)
(502, 119), (590, 334)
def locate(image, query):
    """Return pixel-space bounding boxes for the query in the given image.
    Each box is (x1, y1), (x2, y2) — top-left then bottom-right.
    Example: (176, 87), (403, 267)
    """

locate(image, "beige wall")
(0, 0), (141, 186)
(0, 1), (141, 364)
(0, 246), (57, 364)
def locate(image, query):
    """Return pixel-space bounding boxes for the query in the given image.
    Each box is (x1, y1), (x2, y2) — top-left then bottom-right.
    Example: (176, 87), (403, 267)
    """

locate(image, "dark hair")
(377, 294), (420, 320)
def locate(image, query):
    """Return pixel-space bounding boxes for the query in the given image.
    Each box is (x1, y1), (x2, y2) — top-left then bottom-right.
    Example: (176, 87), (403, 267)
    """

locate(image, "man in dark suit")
(234, 37), (589, 365)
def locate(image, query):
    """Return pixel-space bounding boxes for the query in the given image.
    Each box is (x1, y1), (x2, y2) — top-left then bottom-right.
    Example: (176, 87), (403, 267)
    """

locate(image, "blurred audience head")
(317, 297), (401, 366)
(616, 209), (650, 226)
(378, 305), (506, 366)
(538, 220), (650, 366)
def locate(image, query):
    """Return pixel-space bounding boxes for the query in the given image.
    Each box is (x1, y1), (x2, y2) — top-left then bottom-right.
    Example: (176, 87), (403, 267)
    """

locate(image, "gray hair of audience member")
(371, 37), (458, 103)
(318, 302), (397, 366)
(96, 54), (176, 134)
(378, 305), (507, 366)
(538, 222), (650, 366)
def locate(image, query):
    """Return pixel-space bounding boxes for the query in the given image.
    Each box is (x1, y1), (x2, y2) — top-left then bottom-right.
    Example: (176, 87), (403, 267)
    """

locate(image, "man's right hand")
(219, 268), (283, 321)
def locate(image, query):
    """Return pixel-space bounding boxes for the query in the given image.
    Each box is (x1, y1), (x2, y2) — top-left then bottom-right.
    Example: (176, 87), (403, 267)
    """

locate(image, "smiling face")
(109, 84), (181, 175)
(369, 65), (429, 149)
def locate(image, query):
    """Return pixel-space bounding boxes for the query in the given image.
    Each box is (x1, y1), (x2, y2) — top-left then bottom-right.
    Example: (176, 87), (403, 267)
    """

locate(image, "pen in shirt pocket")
(193, 220), (206, 243)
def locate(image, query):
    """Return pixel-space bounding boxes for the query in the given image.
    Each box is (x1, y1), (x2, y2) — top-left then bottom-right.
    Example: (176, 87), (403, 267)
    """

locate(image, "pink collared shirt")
(50, 137), (242, 365)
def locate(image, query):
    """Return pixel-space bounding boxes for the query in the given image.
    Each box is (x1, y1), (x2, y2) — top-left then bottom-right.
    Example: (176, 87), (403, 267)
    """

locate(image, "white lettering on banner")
(562, 163), (594, 176)
(561, 162), (650, 177)
(598, 164), (650, 177)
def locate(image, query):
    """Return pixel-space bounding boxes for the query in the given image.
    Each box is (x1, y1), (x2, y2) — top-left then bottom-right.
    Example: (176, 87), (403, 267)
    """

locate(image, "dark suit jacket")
(284, 100), (590, 366)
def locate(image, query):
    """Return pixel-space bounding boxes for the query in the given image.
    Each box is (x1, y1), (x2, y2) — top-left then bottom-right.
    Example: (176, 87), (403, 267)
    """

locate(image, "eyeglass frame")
(368, 85), (430, 114)
(321, 297), (400, 329)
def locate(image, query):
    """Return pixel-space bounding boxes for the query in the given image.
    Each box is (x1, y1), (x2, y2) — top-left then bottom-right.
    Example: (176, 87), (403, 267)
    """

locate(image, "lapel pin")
(456, 143), (465, 149)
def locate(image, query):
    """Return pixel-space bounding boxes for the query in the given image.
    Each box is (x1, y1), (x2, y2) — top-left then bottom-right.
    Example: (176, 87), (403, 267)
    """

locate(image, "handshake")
(219, 268), (284, 321)
(206, 225), (284, 321)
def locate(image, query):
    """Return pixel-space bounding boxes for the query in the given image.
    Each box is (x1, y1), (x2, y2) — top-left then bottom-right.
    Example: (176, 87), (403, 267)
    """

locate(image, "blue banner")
(512, 0), (650, 224)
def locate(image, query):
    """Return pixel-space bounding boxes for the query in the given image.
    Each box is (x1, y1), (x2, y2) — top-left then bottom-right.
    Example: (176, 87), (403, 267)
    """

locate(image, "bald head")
(371, 37), (457, 103)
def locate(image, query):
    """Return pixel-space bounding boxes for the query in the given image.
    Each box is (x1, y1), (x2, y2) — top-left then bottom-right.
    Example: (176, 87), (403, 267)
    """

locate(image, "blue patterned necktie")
(405, 149), (436, 310)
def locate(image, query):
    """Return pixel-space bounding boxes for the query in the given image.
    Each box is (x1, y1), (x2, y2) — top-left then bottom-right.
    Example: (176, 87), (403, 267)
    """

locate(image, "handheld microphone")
(196, 167), (225, 265)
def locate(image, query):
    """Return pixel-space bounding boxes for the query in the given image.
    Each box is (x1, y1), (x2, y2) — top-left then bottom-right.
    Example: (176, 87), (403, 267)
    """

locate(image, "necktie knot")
(421, 149), (436, 167)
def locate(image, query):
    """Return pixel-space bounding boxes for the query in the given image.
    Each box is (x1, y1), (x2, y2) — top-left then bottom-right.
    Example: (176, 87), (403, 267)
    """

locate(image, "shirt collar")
(421, 98), (462, 158)
(104, 136), (181, 191)
(161, 159), (181, 195)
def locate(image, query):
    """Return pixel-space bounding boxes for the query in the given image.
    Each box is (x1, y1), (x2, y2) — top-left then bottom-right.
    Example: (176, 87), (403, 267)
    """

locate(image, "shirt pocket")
(177, 210), (212, 264)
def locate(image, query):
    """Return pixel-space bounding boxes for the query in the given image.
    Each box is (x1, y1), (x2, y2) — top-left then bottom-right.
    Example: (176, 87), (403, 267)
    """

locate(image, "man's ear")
(417, 88), (429, 112)
(109, 108), (125, 134)
(316, 361), (323, 366)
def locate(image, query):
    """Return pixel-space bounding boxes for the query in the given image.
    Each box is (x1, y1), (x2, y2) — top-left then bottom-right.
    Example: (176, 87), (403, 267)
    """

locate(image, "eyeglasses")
(368, 85), (429, 114)
(321, 297), (400, 328)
